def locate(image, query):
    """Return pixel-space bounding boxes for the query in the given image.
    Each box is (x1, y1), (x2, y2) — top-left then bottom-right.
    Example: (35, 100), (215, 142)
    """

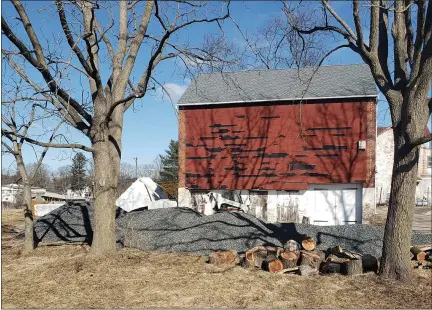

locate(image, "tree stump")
(301, 237), (316, 251)
(362, 254), (379, 273)
(280, 251), (299, 268)
(342, 259), (363, 275)
(284, 240), (300, 254)
(263, 258), (284, 273)
(209, 250), (239, 266)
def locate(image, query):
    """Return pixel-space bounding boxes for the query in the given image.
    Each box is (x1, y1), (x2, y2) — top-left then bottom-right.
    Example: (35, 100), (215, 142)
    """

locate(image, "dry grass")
(2, 209), (432, 309)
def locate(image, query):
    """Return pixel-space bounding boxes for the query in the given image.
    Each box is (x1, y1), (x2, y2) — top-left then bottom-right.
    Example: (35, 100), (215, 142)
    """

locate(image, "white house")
(376, 127), (431, 205)
(1, 184), (46, 204)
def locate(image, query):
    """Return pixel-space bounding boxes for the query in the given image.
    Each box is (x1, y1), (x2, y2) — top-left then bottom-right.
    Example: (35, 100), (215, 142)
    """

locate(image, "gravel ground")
(35, 203), (431, 257)
(34, 201), (126, 246)
(117, 207), (281, 254)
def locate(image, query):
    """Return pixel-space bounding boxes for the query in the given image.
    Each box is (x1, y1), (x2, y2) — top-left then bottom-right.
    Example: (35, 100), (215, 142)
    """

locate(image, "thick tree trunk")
(90, 139), (120, 254)
(90, 96), (124, 254)
(22, 183), (34, 251)
(379, 129), (420, 282)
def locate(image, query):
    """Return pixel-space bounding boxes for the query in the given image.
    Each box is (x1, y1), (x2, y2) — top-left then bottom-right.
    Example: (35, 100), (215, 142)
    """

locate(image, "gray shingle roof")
(177, 64), (377, 106)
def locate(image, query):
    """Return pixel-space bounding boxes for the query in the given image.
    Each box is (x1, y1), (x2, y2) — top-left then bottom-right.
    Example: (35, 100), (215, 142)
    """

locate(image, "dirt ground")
(2, 209), (432, 309)
(367, 205), (432, 233)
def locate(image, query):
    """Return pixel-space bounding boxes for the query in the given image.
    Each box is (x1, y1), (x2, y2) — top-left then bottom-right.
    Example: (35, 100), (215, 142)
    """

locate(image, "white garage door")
(311, 184), (360, 226)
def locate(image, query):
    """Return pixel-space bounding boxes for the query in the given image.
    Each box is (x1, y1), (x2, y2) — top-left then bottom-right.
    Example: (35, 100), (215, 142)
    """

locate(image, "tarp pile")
(33, 177), (176, 217)
(115, 177), (177, 211)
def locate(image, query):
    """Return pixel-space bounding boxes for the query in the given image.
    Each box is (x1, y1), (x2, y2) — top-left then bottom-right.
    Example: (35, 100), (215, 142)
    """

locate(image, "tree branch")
(2, 52), (90, 135)
(411, 134), (432, 148)
(321, 0), (358, 41)
(55, 0), (94, 77)
(1, 16), (93, 126)
(1, 129), (93, 152)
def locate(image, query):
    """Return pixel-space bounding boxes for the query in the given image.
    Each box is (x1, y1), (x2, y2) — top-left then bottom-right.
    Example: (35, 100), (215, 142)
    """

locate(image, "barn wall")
(179, 99), (376, 191)
(178, 186), (364, 224)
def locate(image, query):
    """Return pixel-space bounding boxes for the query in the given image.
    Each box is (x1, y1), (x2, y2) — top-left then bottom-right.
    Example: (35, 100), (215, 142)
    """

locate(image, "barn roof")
(178, 64), (378, 106)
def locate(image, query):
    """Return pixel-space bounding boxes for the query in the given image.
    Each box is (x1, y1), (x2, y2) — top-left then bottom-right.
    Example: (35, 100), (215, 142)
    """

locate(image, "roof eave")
(177, 94), (378, 107)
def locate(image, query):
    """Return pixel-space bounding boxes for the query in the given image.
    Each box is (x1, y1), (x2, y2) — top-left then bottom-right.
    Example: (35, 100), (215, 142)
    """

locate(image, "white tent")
(116, 177), (177, 212)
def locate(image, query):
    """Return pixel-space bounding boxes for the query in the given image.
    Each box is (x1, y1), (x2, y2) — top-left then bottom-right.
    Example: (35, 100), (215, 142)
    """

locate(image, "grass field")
(2, 209), (431, 308)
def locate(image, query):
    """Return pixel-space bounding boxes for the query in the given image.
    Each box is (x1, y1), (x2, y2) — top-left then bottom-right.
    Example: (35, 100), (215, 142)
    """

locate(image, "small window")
(428, 156), (432, 168)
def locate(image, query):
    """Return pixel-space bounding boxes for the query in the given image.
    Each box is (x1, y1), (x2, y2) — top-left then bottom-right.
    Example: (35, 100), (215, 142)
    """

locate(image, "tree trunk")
(90, 138), (120, 254)
(22, 183), (34, 251)
(89, 93), (124, 254)
(379, 129), (420, 282)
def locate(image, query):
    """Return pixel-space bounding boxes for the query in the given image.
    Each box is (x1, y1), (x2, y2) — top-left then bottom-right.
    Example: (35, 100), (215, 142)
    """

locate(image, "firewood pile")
(208, 238), (432, 276)
(411, 245), (432, 269)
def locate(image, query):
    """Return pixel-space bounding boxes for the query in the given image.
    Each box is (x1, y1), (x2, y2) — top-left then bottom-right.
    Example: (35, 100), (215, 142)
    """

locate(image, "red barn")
(177, 64), (377, 225)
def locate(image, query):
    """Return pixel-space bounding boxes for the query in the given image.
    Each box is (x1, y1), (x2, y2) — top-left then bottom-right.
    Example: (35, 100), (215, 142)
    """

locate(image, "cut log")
(298, 265), (318, 276)
(208, 250), (239, 266)
(416, 252), (427, 262)
(410, 246), (427, 262)
(266, 246), (284, 261)
(248, 245), (267, 253)
(308, 249), (326, 261)
(327, 246), (359, 260)
(326, 254), (350, 264)
(420, 245), (432, 252)
(263, 258), (284, 273)
(278, 266), (299, 274)
(253, 250), (268, 269)
(321, 260), (343, 274)
(301, 237), (316, 251)
(245, 245), (267, 269)
(300, 251), (322, 269)
(244, 247), (268, 269)
(362, 254), (379, 273)
(329, 246), (343, 256)
(280, 251), (299, 268)
(284, 240), (301, 254)
(342, 259), (363, 276)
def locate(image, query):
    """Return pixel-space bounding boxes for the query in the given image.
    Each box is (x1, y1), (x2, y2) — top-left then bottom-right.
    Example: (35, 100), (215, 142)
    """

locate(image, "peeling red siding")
(180, 99), (376, 190)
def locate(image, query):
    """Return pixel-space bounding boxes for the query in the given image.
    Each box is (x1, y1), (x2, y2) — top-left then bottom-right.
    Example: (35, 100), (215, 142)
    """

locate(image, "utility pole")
(133, 157), (138, 179)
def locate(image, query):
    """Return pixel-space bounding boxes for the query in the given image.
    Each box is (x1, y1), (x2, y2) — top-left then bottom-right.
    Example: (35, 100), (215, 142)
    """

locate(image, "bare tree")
(50, 165), (72, 195)
(1, 0), (232, 254)
(2, 86), (62, 251)
(231, 9), (324, 69)
(284, 0), (432, 281)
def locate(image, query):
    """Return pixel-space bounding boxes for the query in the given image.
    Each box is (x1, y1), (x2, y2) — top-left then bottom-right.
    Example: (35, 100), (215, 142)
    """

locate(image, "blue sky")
(1, 1), (430, 173)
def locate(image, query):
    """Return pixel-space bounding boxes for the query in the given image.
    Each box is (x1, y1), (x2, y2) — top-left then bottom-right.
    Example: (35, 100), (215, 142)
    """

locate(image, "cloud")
(156, 82), (188, 104)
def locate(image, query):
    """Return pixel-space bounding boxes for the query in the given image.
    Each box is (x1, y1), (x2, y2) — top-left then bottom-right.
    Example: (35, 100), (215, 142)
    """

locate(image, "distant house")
(41, 191), (85, 203)
(177, 64), (378, 225)
(1, 183), (87, 205)
(376, 127), (431, 205)
(1, 184), (46, 204)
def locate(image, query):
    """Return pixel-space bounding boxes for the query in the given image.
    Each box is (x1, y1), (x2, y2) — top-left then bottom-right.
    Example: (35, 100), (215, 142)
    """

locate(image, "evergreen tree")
(70, 153), (87, 191)
(159, 140), (178, 182)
